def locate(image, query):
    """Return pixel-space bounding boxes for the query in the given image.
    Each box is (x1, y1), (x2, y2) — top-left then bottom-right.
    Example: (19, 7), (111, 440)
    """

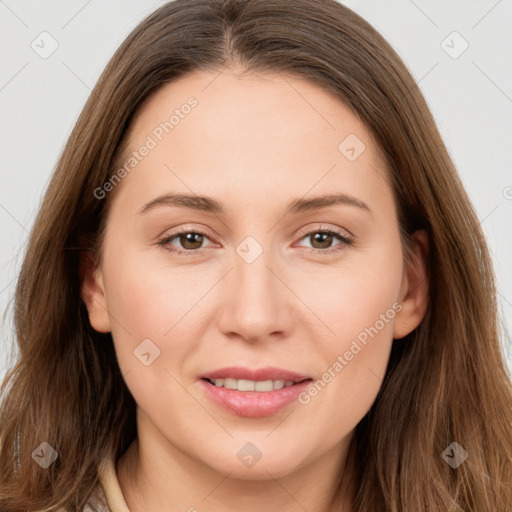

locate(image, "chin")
(201, 446), (307, 480)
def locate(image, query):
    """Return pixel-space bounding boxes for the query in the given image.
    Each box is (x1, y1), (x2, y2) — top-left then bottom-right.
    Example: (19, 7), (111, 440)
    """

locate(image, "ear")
(393, 229), (429, 339)
(80, 251), (111, 333)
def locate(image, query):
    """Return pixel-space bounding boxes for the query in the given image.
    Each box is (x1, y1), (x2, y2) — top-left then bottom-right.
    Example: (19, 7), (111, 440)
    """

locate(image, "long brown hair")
(1, 0), (511, 510)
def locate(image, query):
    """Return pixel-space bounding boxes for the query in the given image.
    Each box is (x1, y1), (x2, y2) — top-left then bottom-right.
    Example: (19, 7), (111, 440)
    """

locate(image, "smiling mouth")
(203, 377), (312, 392)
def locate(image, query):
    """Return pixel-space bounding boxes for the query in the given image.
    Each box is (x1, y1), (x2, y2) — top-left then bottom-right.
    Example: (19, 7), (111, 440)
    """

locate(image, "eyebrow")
(138, 192), (371, 216)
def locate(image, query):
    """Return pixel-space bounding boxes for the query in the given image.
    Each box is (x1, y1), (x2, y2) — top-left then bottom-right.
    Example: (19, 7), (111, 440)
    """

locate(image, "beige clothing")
(85, 457), (131, 512)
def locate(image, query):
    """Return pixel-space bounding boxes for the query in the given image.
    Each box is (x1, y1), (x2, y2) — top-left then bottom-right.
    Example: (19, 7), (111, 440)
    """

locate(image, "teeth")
(211, 378), (296, 391)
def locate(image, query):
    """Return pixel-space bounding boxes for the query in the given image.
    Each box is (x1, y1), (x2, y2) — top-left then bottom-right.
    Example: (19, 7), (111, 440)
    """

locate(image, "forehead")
(128, 67), (377, 154)
(111, 68), (392, 218)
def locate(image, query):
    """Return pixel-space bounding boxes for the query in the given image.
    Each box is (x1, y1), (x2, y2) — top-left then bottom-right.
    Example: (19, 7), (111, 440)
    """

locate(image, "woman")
(1, 0), (511, 510)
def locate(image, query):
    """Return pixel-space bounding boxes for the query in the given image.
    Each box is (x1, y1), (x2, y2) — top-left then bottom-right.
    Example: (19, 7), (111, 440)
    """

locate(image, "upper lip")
(200, 366), (312, 383)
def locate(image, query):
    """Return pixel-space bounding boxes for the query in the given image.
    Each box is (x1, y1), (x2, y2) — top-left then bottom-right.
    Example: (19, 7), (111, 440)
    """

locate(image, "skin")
(82, 66), (429, 512)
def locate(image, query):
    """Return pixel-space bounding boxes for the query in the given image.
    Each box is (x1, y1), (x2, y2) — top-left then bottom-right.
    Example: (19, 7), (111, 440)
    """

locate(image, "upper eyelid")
(295, 223), (353, 239)
(160, 224), (351, 240)
(158, 225), (353, 251)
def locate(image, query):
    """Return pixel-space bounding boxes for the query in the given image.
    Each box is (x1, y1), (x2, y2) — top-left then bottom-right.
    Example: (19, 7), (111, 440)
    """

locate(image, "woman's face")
(85, 67), (427, 480)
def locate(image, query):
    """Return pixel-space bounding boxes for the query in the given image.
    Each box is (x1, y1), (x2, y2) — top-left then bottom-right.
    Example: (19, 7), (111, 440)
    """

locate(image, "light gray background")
(1, 0), (511, 381)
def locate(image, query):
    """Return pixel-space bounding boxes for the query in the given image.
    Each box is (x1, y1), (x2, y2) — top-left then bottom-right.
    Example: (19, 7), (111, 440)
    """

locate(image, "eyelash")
(157, 225), (353, 257)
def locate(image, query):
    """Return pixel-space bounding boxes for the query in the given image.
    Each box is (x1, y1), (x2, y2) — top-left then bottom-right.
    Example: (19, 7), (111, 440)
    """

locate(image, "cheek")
(299, 245), (403, 347)
(101, 245), (204, 377)
(293, 248), (402, 424)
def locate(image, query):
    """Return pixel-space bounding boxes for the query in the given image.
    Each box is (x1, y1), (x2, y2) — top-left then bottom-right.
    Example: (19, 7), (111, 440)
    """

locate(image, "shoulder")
(83, 483), (111, 512)
(54, 485), (110, 512)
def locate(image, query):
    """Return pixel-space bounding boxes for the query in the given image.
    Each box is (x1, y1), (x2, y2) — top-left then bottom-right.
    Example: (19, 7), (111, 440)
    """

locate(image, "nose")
(217, 244), (293, 344)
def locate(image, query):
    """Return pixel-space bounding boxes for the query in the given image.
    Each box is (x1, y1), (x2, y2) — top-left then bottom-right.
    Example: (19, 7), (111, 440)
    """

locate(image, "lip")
(200, 366), (311, 382)
(199, 366), (313, 418)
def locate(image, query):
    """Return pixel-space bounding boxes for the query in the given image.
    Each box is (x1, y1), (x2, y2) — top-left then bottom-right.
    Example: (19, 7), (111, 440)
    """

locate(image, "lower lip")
(199, 378), (312, 417)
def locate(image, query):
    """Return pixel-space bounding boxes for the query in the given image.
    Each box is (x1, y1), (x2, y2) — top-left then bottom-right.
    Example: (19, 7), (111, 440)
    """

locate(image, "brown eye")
(309, 232), (336, 249)
(296, 228), (353, 255)
(178, 232), (204, 250)
(158, 229), (213, 254)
